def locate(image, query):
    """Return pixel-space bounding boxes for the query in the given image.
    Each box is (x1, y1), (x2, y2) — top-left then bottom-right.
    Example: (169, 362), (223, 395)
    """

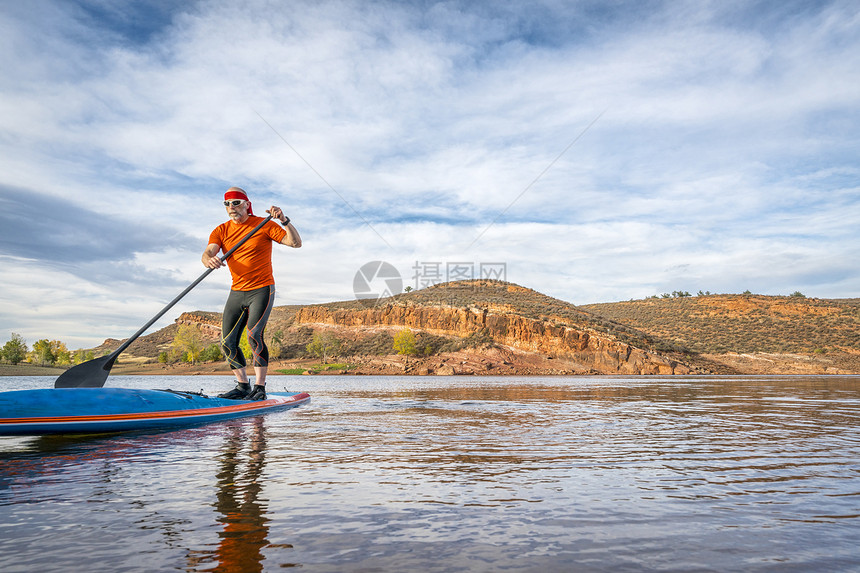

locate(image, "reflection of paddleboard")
(0, 388), (310, 436)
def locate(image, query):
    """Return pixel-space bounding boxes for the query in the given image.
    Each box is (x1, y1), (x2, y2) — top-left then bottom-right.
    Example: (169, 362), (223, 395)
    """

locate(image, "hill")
(292, 280), (702, 375)
(582, 295), (860, 374)
(88, 281), (858, 376)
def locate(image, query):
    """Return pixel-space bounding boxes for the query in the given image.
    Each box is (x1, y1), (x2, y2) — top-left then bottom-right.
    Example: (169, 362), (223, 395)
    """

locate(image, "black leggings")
(220, 285), (275, 370)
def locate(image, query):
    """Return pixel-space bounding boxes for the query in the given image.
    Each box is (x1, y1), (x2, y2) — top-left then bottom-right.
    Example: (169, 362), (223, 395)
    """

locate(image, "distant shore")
(3, 348), (857, 378)
(0, 362), (236, 377)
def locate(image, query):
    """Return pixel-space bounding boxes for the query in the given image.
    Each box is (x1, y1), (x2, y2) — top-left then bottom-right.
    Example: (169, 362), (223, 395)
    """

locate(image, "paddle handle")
(111, 215), (274, 357)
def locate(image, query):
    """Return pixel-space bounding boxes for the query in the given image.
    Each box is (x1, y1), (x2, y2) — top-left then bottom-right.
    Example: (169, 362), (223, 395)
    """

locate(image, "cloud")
(0, 0), (858, 347)
(0, 185), (197, 280)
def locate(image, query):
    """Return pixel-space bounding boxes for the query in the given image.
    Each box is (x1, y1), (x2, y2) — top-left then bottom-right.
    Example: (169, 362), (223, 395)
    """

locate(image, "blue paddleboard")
(0, 388), (310, 436)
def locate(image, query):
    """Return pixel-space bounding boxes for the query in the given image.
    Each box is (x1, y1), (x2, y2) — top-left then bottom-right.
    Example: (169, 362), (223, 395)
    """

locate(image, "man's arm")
(266, 205), (302, 248)
(280, 222), (302, 248)
(202, 243), (224, 269)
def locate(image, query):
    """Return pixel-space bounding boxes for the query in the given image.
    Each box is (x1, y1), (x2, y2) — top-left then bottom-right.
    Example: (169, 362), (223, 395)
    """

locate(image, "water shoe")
(246, 385), (267, 401)
(219, 382), (251, 399)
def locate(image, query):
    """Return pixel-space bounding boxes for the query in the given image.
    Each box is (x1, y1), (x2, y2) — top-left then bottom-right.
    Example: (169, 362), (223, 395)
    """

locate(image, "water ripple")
(1, 375), (858, 571)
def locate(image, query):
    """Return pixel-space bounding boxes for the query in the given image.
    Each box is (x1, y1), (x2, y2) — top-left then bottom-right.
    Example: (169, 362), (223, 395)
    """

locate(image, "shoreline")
(2, 348), (858, 378)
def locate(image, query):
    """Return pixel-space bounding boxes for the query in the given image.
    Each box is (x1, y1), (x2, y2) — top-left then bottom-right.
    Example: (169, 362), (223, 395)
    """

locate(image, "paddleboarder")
(202, 187), (302, 400)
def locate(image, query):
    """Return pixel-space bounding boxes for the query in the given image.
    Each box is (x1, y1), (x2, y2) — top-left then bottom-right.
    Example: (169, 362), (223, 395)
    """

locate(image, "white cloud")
(0, 0), (858, 347)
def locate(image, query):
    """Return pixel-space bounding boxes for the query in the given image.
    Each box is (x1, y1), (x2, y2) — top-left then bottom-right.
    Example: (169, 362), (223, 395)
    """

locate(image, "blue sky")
(1, 0), (858, 349)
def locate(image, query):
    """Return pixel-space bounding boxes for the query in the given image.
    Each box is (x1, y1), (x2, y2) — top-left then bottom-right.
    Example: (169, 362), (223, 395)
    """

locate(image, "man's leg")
(232, 366), (250, 384)
(245, 286), (275, 400)
(219, 290), (251, 398)
(253, 365), (268, 386)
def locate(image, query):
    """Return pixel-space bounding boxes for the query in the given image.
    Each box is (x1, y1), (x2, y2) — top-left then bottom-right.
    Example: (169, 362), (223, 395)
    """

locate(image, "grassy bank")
(0, 364), (67, 376)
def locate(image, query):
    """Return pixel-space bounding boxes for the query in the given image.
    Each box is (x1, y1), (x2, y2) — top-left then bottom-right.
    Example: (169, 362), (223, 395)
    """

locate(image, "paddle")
(54, 215), (274, 389)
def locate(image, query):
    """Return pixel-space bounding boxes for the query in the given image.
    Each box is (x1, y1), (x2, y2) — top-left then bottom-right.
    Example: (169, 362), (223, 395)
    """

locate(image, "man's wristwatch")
(281, 216), (290, 226)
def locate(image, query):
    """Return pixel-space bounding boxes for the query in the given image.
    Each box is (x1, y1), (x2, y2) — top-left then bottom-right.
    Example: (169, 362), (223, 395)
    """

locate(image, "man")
(202, 187), (302, 400)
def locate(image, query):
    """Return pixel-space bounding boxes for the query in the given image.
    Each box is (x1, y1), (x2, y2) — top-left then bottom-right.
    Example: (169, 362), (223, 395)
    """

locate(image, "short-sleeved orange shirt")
(209, 216), (287, 291)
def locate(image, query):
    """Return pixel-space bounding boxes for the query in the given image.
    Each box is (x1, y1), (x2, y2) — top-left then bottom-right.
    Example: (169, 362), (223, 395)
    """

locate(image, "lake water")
(1, 375), (858, 572)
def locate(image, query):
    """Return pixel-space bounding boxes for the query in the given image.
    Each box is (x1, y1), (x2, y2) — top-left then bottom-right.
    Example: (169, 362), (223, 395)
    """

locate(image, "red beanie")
(224, 187), (253, 216)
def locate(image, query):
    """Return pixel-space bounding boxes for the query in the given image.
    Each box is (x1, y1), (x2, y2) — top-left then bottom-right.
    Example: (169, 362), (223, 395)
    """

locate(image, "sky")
(1, 0), (858, 349)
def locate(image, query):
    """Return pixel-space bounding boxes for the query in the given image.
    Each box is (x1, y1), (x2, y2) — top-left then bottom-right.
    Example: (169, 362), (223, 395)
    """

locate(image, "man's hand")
(266, 205), (288, 223)
(202, 244), (224, 269)
(204, 255), (223, 269)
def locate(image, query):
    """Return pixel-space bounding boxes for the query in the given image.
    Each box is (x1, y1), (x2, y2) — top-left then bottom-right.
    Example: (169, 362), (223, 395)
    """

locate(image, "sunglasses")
(223, 199), (246, 207)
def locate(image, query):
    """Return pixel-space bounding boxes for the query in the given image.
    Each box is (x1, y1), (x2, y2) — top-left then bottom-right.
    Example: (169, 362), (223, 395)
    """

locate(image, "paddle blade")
(54, 353), (117, 388)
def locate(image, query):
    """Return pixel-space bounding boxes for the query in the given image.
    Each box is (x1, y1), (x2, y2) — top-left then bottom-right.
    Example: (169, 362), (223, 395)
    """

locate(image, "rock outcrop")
(295, 300), (694, 375)
(175, 311), (221, 338)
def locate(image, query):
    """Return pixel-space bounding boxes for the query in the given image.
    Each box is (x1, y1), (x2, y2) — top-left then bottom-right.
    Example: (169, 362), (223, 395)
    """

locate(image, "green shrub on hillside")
(307, 332), (341, 364)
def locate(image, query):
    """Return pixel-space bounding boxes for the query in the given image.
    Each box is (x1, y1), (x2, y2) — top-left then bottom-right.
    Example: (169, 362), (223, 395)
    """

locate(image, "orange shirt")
(209, 216), (287, 291)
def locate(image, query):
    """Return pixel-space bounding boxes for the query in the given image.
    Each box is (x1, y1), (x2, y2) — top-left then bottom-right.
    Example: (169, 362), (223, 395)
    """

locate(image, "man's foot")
(246, 385), (267, 401)
(218, 382), (251, 399)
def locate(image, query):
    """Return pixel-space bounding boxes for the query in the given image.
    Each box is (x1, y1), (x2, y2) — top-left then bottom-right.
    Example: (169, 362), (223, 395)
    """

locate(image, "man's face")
(225, 199), (249, 221)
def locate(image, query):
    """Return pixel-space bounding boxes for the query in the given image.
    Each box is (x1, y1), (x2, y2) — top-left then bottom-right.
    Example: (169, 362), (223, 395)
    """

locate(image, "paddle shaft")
(111, 215), (274, 358)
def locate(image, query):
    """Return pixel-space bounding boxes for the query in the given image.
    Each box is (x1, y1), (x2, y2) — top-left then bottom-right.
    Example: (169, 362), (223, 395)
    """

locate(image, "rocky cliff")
(294, 282), (697, 375)
(175, 311), (221, 337)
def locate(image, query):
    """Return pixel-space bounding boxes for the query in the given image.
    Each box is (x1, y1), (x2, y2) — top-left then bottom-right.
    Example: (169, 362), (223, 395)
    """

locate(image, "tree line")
(169, 326), (464, 366)
(650, 290), (806, 299)
(166, 326), (425, 365)
(2, 325), (475, 368)
(1, 333), (96, 366)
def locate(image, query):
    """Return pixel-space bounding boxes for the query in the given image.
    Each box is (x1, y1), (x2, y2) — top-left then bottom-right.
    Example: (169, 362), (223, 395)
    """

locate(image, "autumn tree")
(31, 339), (55, 365)
(171, 324), (204, 365)
(50, 340), (71, 365)
(268, 329), (285, 360)
(393, 329), (417, 358)
(73, 349), (95, 364)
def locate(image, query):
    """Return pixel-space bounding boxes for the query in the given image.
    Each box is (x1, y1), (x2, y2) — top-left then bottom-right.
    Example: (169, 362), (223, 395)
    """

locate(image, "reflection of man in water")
(212, 419), (270, 572)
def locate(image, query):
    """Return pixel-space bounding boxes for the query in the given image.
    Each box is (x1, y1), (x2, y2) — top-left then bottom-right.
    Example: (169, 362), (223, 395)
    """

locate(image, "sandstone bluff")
(294, 287), (694, 375)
